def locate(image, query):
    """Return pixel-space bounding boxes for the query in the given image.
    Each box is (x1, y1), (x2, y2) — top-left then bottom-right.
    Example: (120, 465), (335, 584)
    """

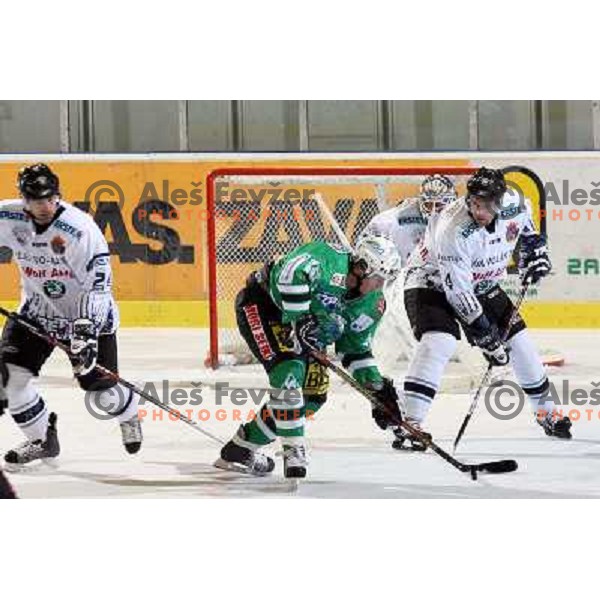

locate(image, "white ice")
(2, 328), (600, 498)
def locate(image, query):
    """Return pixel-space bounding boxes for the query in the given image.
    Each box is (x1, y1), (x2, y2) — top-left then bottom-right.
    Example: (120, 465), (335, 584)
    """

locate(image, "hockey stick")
(0, 306), (226, 446)
(309, 347), (518, 480)
(452, 281), (530, 452)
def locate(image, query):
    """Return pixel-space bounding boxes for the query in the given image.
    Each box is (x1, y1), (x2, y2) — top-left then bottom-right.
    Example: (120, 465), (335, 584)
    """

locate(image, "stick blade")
(478, 459), (519, 474)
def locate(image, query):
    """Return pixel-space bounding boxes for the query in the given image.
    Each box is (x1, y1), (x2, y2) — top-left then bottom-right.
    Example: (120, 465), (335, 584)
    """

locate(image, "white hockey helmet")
(419, 174), (457, 216)
(353, 235), (402, 281)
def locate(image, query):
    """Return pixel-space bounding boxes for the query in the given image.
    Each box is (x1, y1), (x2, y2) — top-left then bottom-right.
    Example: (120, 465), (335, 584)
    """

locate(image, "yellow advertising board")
(0, 155), (574, 327)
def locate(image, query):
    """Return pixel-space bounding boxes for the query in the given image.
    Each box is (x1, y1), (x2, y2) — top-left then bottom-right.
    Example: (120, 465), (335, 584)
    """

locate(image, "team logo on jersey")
(317, 292), (340, 310)
(506, 222), (519, 242)
(350, 314), (375, 333)
(326, 242), (348, 254)
(12, 226), (31, 246)
(50, 235), (66, 255)
(330, 273), (346, 288)
(43, 280), (66, 299)
(461, 222), (479, 239)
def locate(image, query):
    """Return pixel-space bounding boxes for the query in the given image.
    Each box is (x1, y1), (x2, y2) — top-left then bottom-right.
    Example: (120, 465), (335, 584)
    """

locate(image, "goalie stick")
(308, 347), (518, 481)
(452, 281), (530, 452)
(0, 306), (226, 446)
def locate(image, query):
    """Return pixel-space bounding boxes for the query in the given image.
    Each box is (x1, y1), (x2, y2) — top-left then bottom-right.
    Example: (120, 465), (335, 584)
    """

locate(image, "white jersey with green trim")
(405, 193), (538, 324)
(361, 197), (428, 266)
(0, 198), (119, 339)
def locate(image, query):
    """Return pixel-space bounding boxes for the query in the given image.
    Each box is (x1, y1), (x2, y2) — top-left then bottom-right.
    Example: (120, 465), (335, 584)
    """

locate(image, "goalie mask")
(419, 174), (457, 216)
(353, 235), (402, 281)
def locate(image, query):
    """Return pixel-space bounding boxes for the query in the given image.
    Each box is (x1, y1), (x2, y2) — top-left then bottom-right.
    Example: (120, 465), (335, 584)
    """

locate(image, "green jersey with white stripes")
(269, 240), (385, 386)
(269, 240), (350, 325)
(336, 289), (386, 387)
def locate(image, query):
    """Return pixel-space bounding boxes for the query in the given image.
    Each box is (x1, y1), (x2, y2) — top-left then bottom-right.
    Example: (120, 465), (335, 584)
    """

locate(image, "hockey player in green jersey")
(215, 235), (403, 479)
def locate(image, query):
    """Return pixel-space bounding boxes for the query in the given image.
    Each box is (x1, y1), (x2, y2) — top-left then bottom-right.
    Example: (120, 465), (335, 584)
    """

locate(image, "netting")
(205, 168), (474, 372)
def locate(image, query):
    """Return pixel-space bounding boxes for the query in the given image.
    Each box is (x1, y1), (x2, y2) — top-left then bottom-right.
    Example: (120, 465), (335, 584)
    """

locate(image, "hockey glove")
(464, 315), (509, 367)
(369, 377), (403, 430)
(294, 314), (345, 353)
(70, 318), (99, 377)
(519, 234), (551, 285)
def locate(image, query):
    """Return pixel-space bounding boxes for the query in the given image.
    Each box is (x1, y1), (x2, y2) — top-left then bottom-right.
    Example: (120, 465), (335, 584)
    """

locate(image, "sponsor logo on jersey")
(53, 220), (83, 240)
(22, 266), (71, 280)
(316, 292), (340, 310)
(15, 251), (63, 266)
(330, 273), (346, 288)
(350, 313), (375, 333)
(12, 226), (31, 246)
(243, 304), (275, 361)
(50, 235), (66, 255)
(397, 216), (427, 226)
(0, 210), (27, 222)
(506, 221), (520, 242)
(43, 280), (67, 299)
(499, 205), (521, 220)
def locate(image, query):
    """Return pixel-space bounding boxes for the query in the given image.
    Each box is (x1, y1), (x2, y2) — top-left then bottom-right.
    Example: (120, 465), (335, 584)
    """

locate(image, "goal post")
(205, 165), (477, 369)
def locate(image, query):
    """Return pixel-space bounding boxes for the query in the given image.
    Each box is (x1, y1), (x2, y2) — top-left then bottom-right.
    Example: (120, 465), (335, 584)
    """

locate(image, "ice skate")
(214, 426), (275, 476)
(4, 412), (60, 470)
(391, 421), (431, 452)
(538, 413), (572, 440)
(282, 438), (308, 479)
(120, 415), (143, 454)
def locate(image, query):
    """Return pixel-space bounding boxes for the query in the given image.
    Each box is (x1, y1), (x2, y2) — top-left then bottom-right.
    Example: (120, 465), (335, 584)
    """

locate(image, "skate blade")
(213, 458), (270, 477)
(392, 445), (427, 453)
(3, 457), (59, 473)
(284, 478), (302, 493)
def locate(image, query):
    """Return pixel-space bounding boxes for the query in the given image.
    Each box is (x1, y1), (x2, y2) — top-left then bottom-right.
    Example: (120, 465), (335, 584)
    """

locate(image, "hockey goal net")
(205, 165), (478, 371)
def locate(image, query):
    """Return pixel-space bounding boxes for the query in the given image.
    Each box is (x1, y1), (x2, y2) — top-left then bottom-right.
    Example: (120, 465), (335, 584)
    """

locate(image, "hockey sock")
(6, 364), (49, 441)
(507, 330), (557, 418)
(88, 383), (139, 423)
(402, 332), (457, 424)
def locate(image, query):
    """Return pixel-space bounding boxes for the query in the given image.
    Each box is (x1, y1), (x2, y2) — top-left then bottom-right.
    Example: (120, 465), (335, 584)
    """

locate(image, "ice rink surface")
(2, 328), (600, 499)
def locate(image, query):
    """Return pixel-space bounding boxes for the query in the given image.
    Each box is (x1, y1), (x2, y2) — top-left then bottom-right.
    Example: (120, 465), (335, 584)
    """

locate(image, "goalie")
(362, 174), (457, 264)
(385, 167), (568, 450)
(215, 235), (403, 479)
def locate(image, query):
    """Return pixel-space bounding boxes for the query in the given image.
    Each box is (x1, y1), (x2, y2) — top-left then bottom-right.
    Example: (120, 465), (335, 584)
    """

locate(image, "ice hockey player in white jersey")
(362, 174), (457, 266)
(380, 167), (567, 450)
(0, 163), (143, 467)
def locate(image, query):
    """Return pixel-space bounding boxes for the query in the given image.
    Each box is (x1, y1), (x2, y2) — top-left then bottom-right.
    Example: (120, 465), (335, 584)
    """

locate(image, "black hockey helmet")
(17, 163), (60, 201)
(466, 167), (507, 206)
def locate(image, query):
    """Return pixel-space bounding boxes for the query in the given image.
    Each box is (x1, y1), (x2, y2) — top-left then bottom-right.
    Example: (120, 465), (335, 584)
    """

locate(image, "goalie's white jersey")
(361, 198), (428, 266)
(0, 199), (119, 339)
(405, 193), (538, 324)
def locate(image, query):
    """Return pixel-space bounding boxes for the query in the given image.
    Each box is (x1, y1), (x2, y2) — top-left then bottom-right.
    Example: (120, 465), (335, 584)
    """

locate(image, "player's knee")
(4, 364), (34, 396)
(76, 371), (115, 392)
(419, 331), (457, 362)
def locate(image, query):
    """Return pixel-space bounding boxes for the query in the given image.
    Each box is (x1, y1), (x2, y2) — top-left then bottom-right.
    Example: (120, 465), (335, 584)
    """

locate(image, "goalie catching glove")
(464, 314), (509, 367)
(70, 318), (98, 376)
(369, 377), (403, 430)
(519, 234), (551, 285)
